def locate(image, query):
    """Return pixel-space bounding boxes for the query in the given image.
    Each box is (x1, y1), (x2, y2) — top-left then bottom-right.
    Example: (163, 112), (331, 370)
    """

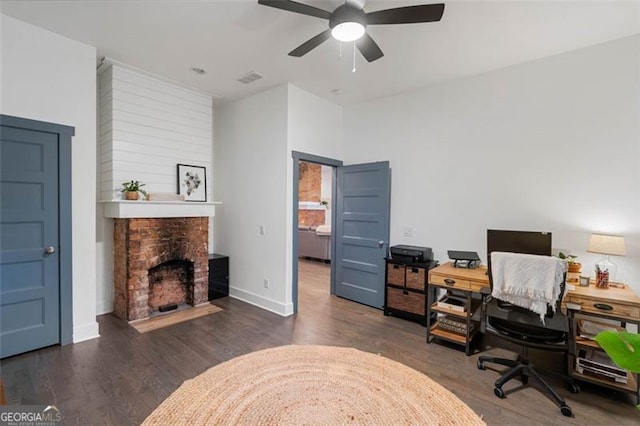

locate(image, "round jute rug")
(142, 345), (484, 425)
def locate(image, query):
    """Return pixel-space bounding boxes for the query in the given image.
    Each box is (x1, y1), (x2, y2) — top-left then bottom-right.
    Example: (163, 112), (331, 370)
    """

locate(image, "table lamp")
(586, 233), (626, 288)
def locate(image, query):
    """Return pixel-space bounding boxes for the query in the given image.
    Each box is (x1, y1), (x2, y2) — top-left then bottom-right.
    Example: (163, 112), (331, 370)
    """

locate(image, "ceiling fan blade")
(365, 4), (445, 25)
(257, 0), (331, 20)
(289, 29), (332, 57)
(356, 33), (384, 62)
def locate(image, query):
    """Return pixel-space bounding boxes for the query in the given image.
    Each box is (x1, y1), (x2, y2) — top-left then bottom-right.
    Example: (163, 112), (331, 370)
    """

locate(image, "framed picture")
(177, 164), (207, 202)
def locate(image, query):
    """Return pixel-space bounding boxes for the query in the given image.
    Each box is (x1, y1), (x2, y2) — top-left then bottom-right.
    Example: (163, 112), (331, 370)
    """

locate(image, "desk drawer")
(430, 274), (471, 290)
(405, 266), (426, 290)
(386, 287), (425, 316)
(564, 296), (640, 319)
(387, 264), (405, 286)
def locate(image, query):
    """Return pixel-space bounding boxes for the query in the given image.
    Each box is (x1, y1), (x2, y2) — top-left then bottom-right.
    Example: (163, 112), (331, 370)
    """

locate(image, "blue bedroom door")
(334, 161), (390, 309)
(0, 125), (61, 358)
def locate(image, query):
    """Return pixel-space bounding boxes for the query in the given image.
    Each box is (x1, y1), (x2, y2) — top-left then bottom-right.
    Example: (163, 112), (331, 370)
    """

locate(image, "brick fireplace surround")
(113, 217), (209, 321)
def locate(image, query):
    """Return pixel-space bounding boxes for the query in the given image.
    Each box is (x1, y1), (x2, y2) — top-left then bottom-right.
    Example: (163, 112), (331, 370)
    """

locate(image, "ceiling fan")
(257, 0), (445, 63)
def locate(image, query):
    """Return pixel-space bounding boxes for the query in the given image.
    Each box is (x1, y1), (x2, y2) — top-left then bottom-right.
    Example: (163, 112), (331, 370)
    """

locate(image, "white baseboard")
(73, 321), (100, 343)
(229, 287), (294, 317)
(96, 300), (113, 315)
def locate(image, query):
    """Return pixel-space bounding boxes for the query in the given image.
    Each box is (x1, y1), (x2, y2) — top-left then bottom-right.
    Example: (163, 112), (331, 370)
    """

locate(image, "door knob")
(44, 246), (56, 255)
(378, 240), (385, 248)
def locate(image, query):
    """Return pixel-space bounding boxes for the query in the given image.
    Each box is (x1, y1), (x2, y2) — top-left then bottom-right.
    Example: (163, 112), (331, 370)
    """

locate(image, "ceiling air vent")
(236, 71), (263, 85)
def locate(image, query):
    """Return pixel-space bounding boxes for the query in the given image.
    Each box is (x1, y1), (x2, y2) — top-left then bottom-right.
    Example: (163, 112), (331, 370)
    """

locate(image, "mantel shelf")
(99, 200), (222, 219)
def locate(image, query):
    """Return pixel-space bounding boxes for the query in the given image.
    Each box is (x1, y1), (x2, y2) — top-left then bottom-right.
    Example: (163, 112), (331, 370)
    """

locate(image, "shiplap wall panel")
(110, 127), (210, 151)
(110, 142), (209, 162)
(111, 96), (211, 129)
(99, 78), (113, 102)
(112, 73), (209, 112)
(113, 66), (211, 107)
(113, 90), (211, 123)
(110, 120), (209, 147)
(99, 63), (213, 201)
(100, 137), (113, 154)
(110, 110), (210, 140)
(99, 66), (115, 200)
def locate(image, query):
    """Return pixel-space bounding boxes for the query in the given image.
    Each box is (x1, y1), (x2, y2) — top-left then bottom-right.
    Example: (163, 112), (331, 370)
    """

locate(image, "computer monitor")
(486, 229), (553, 284)
(487, 229), (552, 259)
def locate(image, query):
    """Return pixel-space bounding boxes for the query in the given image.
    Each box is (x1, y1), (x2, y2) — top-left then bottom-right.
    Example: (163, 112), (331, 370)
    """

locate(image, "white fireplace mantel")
(100, 200), (222, 219)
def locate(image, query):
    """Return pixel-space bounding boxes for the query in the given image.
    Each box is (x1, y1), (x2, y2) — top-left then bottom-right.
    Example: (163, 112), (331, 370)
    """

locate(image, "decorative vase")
(125, 191), (139, 200)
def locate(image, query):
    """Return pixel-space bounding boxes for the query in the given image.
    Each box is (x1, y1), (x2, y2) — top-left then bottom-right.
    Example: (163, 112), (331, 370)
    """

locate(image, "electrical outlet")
(259, 225), (266, 235)
(402, 227), (413, 237)
(263, 278), (269, 288)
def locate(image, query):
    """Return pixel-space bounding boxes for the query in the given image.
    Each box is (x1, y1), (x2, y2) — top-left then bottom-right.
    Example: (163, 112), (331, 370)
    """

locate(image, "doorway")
(297, 160), (334, 307)
(292, 152), (342, 313)
(292, 152), (391, 314)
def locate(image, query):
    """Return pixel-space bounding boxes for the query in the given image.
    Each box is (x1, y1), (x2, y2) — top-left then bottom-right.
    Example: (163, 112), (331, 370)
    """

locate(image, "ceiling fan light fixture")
(331, 22), (365, 42)
(258, 1), (445, 63)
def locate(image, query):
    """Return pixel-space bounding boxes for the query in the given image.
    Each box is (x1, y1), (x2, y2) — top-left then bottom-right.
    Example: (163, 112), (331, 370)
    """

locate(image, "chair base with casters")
(478, 316), (580, 417)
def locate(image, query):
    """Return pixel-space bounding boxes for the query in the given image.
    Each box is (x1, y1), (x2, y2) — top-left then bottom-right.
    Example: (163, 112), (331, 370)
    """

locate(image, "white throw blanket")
(491, 252), (566, 323)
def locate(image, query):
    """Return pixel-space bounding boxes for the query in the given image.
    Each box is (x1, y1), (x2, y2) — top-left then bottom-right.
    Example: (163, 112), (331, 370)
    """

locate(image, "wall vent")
(236, 71), (263, 85)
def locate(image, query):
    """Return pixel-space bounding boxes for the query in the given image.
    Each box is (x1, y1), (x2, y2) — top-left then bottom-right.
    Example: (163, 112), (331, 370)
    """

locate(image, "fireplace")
(113, 217), (208, 321)
(148, 259), (194, 311)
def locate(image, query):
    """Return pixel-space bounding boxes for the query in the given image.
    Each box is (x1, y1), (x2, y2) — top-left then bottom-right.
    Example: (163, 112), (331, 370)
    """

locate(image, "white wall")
(343, 35), (640, 293)
(1, 15), (99, 342)
(214, 84), (342, 315)
(321, 165), (332, 227)
(287, 85), (343, 160)
(214, 85), (290, 314)
(287, 86), (343, 303)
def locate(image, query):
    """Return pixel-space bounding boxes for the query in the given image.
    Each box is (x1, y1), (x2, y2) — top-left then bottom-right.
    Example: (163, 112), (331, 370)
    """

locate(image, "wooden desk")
(427, 262), (490, 355)
(564, 283), (640, 320)
(564, 283), (640, 403)
(428, 263), (640, 403)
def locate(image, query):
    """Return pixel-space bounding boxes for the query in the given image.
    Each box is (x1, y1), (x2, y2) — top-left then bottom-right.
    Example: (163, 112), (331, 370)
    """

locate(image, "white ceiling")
(2, 0), (639, 105)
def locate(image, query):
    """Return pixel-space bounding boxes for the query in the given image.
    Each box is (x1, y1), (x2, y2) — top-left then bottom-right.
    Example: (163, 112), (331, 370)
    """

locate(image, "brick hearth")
(113, 217), (208, 321)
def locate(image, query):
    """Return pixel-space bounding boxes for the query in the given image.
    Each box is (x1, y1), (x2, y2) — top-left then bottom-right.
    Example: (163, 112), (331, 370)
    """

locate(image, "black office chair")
(477, 253), (580, 417)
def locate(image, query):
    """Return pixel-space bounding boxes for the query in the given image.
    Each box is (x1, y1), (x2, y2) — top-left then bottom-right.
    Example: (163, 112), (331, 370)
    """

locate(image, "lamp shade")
(587, 234), (626, 256)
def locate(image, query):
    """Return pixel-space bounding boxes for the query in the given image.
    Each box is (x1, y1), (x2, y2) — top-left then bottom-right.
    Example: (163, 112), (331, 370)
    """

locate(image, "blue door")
(1, 126), (60, 358)
(334, 162), (390, 308)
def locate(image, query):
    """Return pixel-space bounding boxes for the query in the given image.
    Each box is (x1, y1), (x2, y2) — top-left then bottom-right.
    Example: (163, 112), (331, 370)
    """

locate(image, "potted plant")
(558, 252), (581, 283)
(121, 180), (147, 200)
(558, 252), (581, 273)
(594, 331), (640, 409)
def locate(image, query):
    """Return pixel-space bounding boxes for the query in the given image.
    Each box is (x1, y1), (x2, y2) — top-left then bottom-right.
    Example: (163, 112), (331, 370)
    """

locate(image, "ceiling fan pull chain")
(339, 41), (343, 59)
(352, 42), (357, 73)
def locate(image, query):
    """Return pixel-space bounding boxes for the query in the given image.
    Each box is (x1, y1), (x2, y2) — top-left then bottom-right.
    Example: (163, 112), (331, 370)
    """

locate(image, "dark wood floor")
(1, 259), (638, 425)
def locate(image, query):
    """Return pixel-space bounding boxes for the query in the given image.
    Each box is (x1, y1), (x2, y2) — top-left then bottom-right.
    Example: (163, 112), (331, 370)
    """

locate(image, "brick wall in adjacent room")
(299, 162), (321, 201)
(299, 210), (326, 227)
(113, 217), (209, 321)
